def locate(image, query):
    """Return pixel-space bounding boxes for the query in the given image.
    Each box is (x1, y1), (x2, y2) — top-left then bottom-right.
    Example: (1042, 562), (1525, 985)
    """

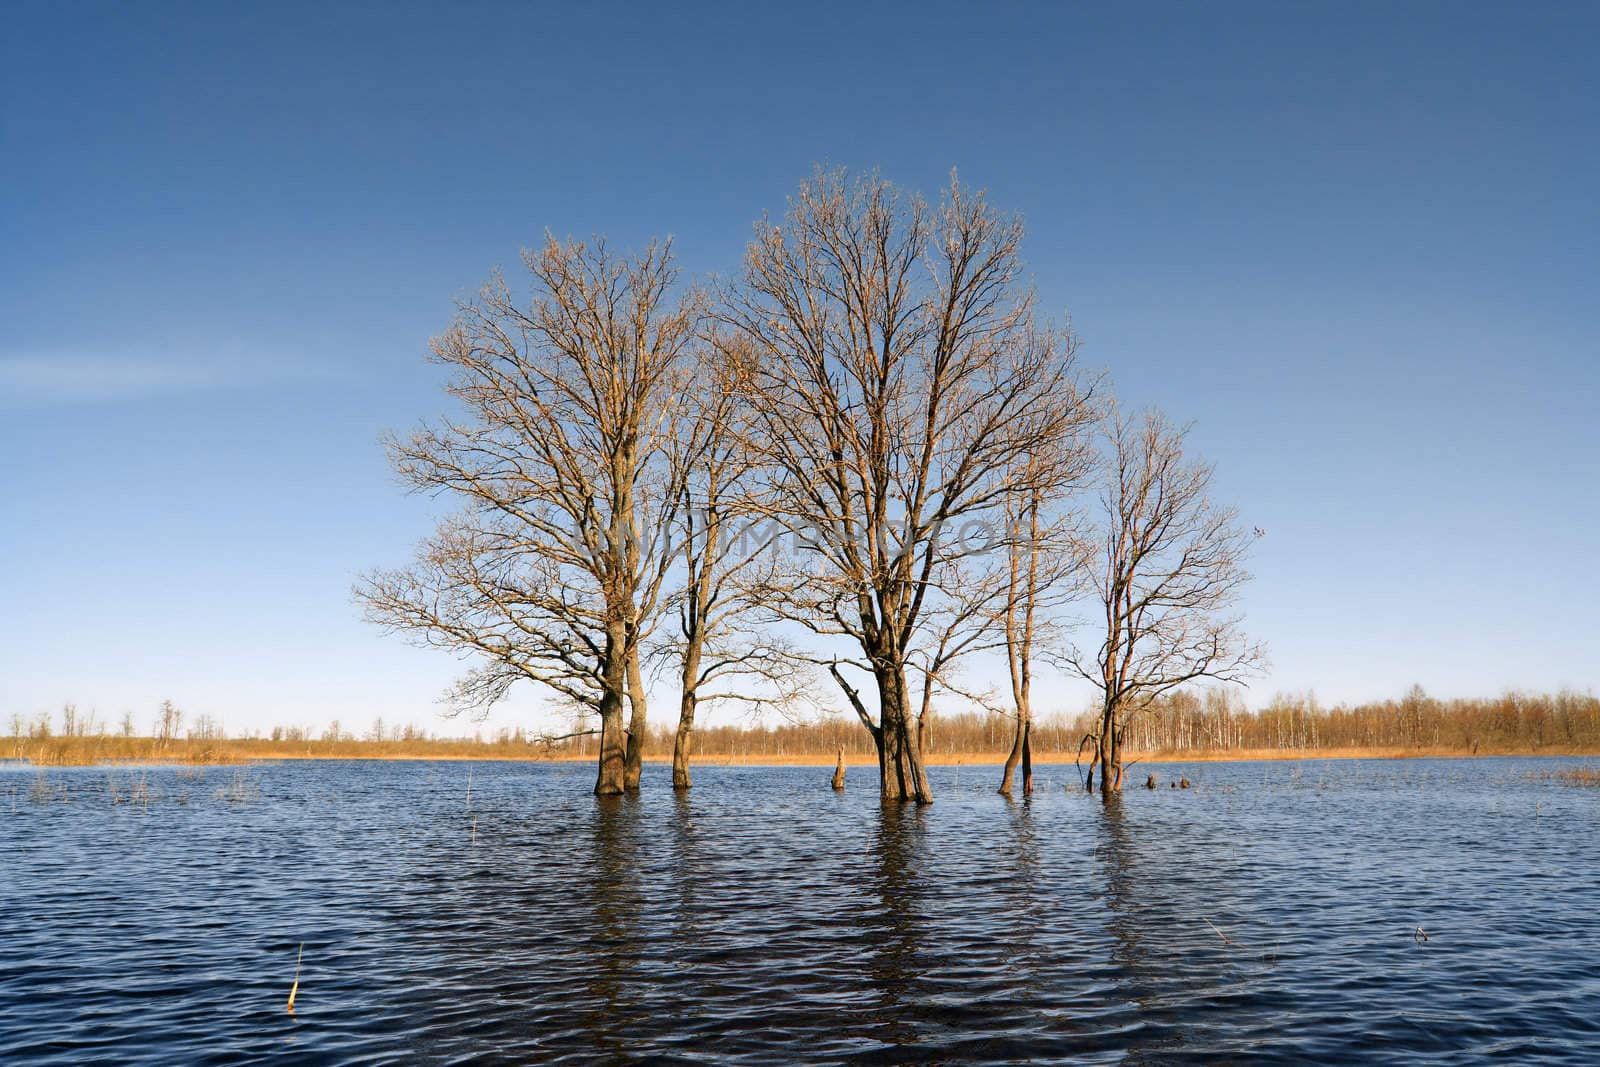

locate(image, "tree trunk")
(594, 630), (629, 796)
(672, 632), (703, 790)
(874, 663), (932, 804)
(1021, 720), (1033, 796)
(672, 689), (697, 791)
(999, 714), (1024, 795)
(1098, 697), (1119, 798)
(831, 745), (846, 790)
(624, 646), (648, 791)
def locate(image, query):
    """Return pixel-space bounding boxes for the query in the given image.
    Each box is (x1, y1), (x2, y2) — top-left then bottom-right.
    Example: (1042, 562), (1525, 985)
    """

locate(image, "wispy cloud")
(0, 351), (336, 403)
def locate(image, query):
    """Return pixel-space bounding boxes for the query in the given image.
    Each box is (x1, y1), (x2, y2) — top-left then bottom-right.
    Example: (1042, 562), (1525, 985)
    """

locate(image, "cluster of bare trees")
(359, 168), (1262, 801)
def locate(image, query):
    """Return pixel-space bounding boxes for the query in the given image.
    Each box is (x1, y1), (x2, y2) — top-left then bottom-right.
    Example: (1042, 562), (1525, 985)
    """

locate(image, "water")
(2, 757), (1598, 1064)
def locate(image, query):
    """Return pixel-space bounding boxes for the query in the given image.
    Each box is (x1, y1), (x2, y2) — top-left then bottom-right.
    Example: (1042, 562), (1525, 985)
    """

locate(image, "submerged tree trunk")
(624, 646), (647, 791)
(1021, 721), (1033, 795)
(671, 690), (696, 790)
(1000, 716), (1026, 796)
(1000, 685), (1036, 796)
(831, 745), (846, 790)
(999, 722), (1022, 796)
(874, 663), (932, 804)
(671, 605), (707, 790)
(1099, 697), (1120, 798)
(595, 631), (629, 796)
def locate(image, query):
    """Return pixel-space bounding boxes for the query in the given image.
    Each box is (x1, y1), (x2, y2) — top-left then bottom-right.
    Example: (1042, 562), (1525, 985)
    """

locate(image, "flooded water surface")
(3, 757), (1599, 1064)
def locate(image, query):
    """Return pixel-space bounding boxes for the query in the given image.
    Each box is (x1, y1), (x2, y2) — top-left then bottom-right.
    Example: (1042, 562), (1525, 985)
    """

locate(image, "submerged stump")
(831, 746), (846, 791)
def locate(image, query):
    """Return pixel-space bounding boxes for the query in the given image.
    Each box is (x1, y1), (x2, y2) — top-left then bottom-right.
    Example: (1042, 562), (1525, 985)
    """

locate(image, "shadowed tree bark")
(1063, 406), (1265, 798)
(357, 237), (699, 796)
(722, 169), (1093, 803)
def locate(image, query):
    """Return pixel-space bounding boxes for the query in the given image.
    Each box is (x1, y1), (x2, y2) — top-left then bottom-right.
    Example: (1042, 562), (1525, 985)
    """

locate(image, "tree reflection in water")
(1092, 793), (1261, 1061)
(579, 793), (645, 1058)
(861, 799), (929, 1048)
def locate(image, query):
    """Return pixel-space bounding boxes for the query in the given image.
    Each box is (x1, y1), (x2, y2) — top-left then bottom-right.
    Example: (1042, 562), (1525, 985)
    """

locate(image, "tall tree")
(358, 237), (699, 795)
(723, 169), (1092, 802)
(1064, 406), (1264, 796)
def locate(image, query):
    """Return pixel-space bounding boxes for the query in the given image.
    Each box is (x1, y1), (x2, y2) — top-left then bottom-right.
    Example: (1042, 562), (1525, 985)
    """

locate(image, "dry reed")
(286, 943), (303, 1013)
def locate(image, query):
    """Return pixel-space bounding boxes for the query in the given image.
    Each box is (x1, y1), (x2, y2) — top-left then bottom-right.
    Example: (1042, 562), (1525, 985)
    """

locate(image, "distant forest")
(641, 687), (1600, 758)
(7, 688), (1599, 765)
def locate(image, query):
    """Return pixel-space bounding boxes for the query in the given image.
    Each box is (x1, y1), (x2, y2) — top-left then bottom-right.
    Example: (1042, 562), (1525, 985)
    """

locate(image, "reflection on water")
(583, 794), (643, 1058)
(3, 758), (1600, 1063)
(864, 802), (925, 1050)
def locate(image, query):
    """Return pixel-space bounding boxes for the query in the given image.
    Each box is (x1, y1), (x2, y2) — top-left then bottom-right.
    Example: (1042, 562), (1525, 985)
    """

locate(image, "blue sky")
(3, 1), (1596, 736)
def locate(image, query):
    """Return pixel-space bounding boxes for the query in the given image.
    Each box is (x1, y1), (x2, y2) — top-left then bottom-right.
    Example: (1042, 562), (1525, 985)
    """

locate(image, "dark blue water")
(2, 757), (1598, 1064)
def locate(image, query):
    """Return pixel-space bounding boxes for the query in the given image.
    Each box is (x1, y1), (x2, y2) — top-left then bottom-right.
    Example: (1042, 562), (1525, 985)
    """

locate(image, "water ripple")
(2, 758), (1598, 1063)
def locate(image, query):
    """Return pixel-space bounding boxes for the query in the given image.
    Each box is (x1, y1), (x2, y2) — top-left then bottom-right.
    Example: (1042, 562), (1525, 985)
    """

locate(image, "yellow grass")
(9, 734), (1600, 768)
(650, 744), (1600, 768)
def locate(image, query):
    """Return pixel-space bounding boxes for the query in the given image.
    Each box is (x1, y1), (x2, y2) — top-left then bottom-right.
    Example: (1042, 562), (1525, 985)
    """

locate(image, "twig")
(1202, 917), (1233, 945)
(533, 728), (601, 745)
(1413, 926), (1430, 943)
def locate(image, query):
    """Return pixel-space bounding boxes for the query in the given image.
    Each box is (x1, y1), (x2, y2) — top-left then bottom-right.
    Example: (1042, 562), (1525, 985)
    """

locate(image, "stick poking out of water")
(286, 943), (303, 1013)
(1202, 917), (1232, 945)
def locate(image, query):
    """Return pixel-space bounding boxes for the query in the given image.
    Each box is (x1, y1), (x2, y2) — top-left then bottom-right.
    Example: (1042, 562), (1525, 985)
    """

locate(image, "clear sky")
(3, 1), (1596, 737)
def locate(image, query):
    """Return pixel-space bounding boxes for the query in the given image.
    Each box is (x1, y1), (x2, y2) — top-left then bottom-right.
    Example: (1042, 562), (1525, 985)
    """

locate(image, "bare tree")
(155, 699), (182, 750)
(1063, 406), (1264, 796)
(657, 344), (806, 789)
(996, 470), (1087, 796)
(722, 169), (1093, 802)
(358, 237), (700, 796)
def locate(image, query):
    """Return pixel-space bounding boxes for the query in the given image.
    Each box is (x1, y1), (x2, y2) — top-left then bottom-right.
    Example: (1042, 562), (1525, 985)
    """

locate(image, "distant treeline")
(7, 687), (1598, 766)
(632, 687), (1600, 758)
(2, 700), (556, 765)
(2, 730), (547, 767)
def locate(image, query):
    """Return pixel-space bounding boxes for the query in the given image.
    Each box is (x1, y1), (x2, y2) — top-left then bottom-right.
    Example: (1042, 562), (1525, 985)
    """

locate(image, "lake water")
(2, 757), (1598, 1064)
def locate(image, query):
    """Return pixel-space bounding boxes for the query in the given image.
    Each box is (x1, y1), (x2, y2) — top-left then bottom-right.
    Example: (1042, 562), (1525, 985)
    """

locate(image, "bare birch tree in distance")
(1064, 406), (1265, 797)
(357, 237), (699, 796)
(722, 169), (1093, 803)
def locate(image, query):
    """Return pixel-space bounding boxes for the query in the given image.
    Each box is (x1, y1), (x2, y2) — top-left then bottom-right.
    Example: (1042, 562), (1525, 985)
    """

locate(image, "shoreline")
(7, 745), (1600, 769)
